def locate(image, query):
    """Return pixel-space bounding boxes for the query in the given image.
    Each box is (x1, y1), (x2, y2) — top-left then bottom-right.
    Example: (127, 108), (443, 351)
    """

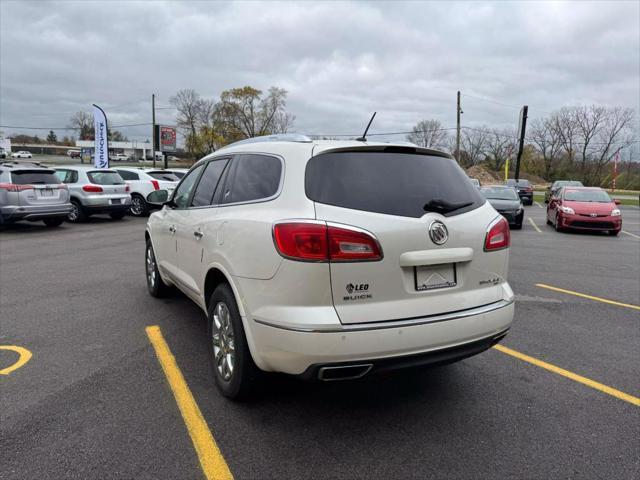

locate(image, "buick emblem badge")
(429, 221), (448, 245)
(590, 213), (597, 217)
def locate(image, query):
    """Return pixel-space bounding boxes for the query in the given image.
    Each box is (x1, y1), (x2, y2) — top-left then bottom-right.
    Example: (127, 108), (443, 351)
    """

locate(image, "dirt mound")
(466, 165), (500, 185)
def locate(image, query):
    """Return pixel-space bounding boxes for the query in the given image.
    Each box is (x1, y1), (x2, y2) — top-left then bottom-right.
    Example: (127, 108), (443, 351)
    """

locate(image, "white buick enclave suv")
(145, 135), (514, 399)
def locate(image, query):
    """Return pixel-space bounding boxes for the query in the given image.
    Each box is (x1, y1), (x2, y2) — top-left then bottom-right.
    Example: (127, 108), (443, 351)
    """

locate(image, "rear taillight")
(0, 183), (33, 192)
(273, 222), (382, 262)
(82, 184), (103, 193)
(484, 217), (510, 251)
(328, 225), (382, 262)
(525, 187), (533, 192)
(150, 180), (160, 190)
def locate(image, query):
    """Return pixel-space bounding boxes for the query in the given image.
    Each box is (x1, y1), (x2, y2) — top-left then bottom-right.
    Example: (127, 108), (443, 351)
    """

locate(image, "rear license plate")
(415, 263), (457, 291)
(39, 189), (53, 197)
(111, 198), (121, 205)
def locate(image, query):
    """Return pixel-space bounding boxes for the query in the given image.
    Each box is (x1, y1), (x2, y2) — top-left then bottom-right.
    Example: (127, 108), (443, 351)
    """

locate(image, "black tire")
(145, 240), (171, 298)
(109, 211), (126, 220)
(554, 212), (563, 232)
(67, 200), (87, 223)
(207, 284), (260, 400)
(43, 217), (64, 227)
(130, 194), (149, 217)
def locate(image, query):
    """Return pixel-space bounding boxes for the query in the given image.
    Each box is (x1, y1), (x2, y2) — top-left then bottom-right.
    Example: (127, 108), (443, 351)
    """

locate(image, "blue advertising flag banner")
(92, 104), (109, 168)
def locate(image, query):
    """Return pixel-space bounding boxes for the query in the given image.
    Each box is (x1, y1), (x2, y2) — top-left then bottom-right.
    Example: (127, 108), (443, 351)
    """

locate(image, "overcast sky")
(1, 0), (638, 143)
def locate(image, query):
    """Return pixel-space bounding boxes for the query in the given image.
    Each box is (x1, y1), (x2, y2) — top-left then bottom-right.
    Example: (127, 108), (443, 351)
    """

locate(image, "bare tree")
(68, 111), (93, 140)
(551, 107), (578, 166)
(406, 119), (449, 149)
(272, 111), (296, 134)
(574, 105), (607, 172)
(460, 127), (489, 166)
(588, 107), (635, 184)
(485, 128), (516, 171)
(529, 118), (563, 180)
(170, 89), (204, 156)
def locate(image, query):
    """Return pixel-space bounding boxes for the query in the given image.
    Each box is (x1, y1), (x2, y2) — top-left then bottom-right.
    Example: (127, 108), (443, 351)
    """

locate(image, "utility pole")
(514, 105), (528, 182)
(456, 91), (461, 163)
(151, 94), (156, 168)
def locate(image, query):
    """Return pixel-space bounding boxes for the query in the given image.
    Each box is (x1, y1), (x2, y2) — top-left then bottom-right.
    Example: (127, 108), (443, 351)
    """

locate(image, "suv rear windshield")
(11, 170), (61, 185)
(305, 151), (484, 218)
(87, 171), (125, 185)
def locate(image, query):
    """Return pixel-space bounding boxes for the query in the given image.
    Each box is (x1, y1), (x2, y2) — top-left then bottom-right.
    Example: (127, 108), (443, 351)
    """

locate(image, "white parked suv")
(113, 167), (178, 216)
(54, 166), (131, 222)
(144, 135), (514, 399)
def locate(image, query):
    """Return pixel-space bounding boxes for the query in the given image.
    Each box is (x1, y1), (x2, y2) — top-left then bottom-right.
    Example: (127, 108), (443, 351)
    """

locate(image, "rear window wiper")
(423, 198), (473, 214)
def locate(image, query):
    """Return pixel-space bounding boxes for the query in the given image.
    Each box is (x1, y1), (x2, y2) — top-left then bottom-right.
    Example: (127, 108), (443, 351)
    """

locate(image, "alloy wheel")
(212, 301), (235, 381)
(131, 197), (144, 216)
(146, 246), (156, 288)
(68, 203), (79, 222)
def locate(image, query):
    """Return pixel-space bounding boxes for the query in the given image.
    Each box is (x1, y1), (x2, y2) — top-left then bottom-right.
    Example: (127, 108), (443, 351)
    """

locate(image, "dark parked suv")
(0, 161), (72, 227)
(505, 179), (534, 205)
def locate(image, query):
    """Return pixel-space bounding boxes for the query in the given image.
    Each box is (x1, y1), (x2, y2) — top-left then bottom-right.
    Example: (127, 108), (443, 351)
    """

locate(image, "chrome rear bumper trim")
(254, 299), (514, 333)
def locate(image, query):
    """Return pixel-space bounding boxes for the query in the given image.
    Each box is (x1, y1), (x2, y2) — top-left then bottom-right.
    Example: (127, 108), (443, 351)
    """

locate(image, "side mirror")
(614, 199), (621, 205)
(146, 190), (172, 208)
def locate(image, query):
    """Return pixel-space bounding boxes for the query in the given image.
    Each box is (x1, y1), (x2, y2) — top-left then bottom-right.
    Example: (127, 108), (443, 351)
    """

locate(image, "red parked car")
(547, 187), (622, 235)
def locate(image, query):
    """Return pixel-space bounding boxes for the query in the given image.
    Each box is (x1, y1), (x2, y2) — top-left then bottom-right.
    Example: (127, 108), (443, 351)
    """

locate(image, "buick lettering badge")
(429, 221), (448, 245)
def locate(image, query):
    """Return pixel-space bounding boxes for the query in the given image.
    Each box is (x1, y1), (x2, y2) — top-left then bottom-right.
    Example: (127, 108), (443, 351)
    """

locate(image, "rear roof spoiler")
(311, 144), (453, 159)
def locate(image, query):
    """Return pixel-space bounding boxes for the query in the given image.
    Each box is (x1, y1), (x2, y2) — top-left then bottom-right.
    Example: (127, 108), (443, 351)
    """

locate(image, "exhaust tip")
(317, 364), (373, 381)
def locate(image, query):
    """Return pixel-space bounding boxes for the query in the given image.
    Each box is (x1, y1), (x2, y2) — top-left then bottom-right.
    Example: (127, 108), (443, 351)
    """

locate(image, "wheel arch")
(203, 265), (266, 370)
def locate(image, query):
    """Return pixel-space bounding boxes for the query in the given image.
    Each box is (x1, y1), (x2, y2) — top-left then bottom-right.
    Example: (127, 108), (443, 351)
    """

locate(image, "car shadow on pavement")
(0, 216), (129, 234)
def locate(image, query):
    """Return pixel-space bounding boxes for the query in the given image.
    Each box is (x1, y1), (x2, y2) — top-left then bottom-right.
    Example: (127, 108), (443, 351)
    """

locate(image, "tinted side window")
(55, 170), (75, 183)
(222, 154), (282, 204)
(173, 164), (204, 209)
(191, 160), (229, 207)
(88, 171), (125, 185)
(116, 170), (139, 181)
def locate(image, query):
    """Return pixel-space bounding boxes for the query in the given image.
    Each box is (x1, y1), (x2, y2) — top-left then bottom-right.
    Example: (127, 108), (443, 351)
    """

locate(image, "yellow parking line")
(621, 230), (640, 239)
(146, 326), (233, 480)
(0, 346), (32, 375)
(536, 283), (640, 311)
(494, 344), (640, 406)
(527, 217), (542, 233)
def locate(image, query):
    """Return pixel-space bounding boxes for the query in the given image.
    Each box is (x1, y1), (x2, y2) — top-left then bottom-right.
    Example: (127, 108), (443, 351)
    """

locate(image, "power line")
(0, 122), (152, 130)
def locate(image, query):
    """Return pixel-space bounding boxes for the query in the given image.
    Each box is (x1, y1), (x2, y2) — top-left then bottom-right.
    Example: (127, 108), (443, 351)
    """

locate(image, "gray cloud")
(1, 0), (638, 143)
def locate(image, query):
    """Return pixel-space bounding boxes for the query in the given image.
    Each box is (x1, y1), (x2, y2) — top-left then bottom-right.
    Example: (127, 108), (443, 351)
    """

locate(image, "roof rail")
(0, 160), (43, 167)
(220, 134), (313, 150)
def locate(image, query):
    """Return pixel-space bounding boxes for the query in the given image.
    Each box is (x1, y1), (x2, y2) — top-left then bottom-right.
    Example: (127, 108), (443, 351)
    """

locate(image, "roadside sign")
(154, 125), (177, 153)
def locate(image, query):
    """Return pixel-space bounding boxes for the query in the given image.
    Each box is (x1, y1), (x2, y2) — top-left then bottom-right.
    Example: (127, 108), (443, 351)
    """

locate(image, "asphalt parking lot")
(1, 205), (638, 480)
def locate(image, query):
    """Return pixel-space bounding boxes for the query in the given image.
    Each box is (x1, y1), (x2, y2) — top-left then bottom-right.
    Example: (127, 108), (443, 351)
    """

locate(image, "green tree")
(46, 130), (58, 143)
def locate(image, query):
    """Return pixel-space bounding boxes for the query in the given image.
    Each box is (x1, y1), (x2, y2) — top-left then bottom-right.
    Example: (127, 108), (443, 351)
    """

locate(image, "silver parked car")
(0, 161), (71, 227)
(54, 166), (131, 222)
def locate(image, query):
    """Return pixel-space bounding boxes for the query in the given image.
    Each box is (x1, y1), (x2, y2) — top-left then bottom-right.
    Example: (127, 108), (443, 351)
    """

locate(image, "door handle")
(194, 230), (204, 239)
(169, 225), (176, 234)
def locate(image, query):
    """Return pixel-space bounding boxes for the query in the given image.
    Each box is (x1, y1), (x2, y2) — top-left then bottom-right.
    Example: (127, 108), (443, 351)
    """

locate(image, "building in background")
(75, 140), (153, 160)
